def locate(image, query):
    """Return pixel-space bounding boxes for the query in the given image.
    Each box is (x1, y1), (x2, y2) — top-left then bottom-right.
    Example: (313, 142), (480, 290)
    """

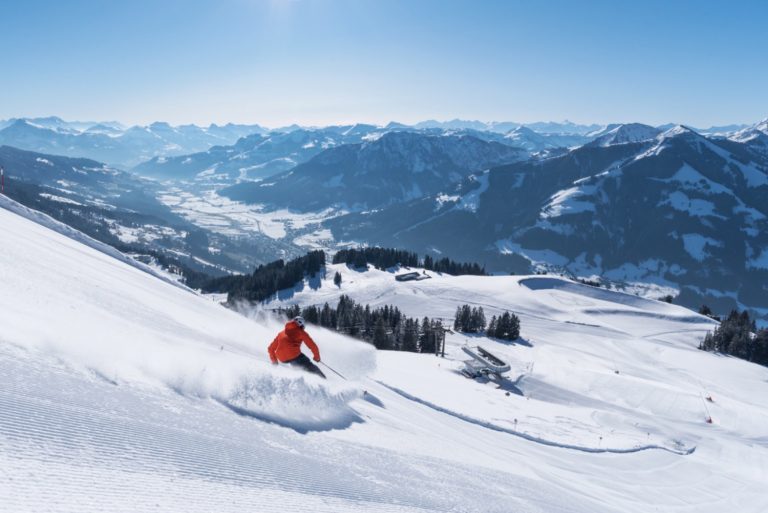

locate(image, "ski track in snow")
(377, 381), (695, 456)
(0, 347), (606, 513)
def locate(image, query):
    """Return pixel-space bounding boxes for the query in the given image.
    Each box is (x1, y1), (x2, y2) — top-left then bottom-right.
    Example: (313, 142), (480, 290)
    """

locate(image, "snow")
(602, 259), (685, 296)
(455, 170), (489, 212)
(660, 125), (693, 138)
(435, 193), (460, 208)
(693, 134), (768, 187)
(737, 162), (768, 187)
(361, 132), (384, 142)
(734, 202), (767, 222)
(591, 123), (659, 147)
(2, 196), (768, 512)
(535, 218), (576, 235)
(541, 185), (597, 218)
(108, 223), (184, 245)
(0, 195), (186, 290)
(293, 228), (335, 249)
(747, 247), (768, 269)
(657, 163), (732, 195)
(681, 233), (722, 261)
(158, 188), (343, 239)
(38, 192), (84, 206)
(659, 191), (723, 219)
(495, 239), (570, 266)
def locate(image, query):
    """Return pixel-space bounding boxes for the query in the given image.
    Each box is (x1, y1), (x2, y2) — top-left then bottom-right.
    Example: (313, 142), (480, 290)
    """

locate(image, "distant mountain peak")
(509, 126), (538, 136)
(729, 118), (768, 146)
(589, 123), (660, 147)
(659, 124), (702, 140)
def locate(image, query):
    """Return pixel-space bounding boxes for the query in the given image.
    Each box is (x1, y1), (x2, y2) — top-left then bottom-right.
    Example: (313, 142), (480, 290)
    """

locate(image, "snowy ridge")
(588, 123), (660, 147)
(0, 194), (188, 291)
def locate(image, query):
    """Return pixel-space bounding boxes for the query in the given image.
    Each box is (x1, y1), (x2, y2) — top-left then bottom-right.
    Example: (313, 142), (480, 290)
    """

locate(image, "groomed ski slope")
(1, 195), (767, 512)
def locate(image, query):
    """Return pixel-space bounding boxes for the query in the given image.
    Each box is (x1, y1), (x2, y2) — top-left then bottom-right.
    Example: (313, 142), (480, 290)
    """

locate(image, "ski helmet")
(293, 316), (306, 329)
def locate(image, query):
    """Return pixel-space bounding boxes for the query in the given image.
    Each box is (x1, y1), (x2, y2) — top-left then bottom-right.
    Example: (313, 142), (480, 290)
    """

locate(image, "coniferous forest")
(453, 304), (521, 341)
(333, 247), (486, 276)
(280, 295), (445, 353)
(202, 250), (326, 303)
(699, 309), (768, 366)
(188, 247), (485, 305)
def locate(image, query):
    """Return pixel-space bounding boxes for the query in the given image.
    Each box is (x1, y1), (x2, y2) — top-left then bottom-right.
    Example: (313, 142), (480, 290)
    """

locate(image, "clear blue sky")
(1, 0), (766, 127)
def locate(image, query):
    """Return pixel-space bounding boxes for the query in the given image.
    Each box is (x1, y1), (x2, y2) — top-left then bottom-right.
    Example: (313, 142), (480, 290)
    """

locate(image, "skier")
(268, 316), (326, 378)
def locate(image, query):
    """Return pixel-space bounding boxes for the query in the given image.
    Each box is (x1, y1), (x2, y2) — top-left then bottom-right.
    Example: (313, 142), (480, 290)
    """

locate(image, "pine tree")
(402, 318), (418, 352)
(334, 271), (342, 287)
(453, 306), (462, 331)
(419, 317), (435, 353)
(487, 315), (498, 338)
(494, 311), (520, 340)
(303, 305), (319, 324)
(472, 307), (486, 333)
(373, 317), (389, 350)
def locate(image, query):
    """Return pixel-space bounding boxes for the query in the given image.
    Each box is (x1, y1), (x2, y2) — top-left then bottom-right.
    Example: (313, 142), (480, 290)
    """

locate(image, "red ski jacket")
(268, 320), (320, 363)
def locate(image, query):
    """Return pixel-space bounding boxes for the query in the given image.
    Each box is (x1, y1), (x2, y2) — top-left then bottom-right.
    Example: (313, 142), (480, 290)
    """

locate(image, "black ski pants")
(284, 353), (326, 378)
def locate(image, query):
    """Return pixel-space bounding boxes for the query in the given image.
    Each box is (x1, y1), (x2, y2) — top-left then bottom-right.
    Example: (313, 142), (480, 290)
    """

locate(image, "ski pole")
(320, 361), (347, 380)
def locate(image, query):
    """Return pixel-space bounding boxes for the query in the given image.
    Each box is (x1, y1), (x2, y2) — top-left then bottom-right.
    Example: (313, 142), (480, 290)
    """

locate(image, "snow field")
(0, 200), (371, 431)
(268, 262), (768, 511)
(0, 345), (553, 513)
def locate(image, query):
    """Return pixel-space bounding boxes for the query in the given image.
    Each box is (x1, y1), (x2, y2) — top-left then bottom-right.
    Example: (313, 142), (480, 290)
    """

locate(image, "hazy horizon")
(2, 0), (767, 127)
(2, 115), (763, 132)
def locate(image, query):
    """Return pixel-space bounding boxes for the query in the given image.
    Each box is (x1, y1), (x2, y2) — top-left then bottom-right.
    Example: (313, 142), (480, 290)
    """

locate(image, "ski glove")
(313, 356), (321, 362)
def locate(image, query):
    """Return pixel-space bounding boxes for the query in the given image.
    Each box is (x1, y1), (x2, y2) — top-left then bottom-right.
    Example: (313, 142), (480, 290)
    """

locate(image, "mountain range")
(0, 117), (266, 168)
(132, 125), (386, 182)
(220, 131), (527, 211)
(2, 115), (767, 323)
(320, 122), (768, 320)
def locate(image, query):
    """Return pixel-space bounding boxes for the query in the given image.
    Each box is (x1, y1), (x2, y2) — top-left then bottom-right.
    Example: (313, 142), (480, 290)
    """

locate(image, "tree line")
(699, 309), (768, 366)
(180, 246), (485, 304)
(332, 247), (487, 276)
(280, 295), (445, 353)
(452, 304), (521, 341)
(201, 250), (326, 303)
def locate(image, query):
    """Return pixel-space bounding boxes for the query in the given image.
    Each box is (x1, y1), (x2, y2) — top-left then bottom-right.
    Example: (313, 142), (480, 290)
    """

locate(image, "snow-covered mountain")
(132, 125), (538, 185)
(413, 118), (517, 132)
(0, 118), (265, 168)
(413, 119), (601, 135)
(523, 119), (603, 135)
(727, 118), (768, 154)
(132, 127), (386, 182)
(2, 196), (767, 512)
(6, 115), (768, 324)
(326, 125), (768, 321)
(220, 131), (527, 211)
(503, 126), (589, 153)
(586, 123), (661, 147)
